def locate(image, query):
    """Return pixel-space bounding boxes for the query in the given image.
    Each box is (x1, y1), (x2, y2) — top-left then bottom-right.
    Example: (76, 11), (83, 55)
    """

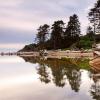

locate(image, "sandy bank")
(18, 50), (93, 58)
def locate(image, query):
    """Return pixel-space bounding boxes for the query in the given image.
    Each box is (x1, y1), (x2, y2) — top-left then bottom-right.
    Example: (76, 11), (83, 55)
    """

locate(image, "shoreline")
(17, 50), (94, 59)
(0, 50), (94, 59)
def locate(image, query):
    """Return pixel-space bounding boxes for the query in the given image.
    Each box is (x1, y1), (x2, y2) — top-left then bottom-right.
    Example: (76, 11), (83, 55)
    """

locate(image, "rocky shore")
(89, 57), (100, 72)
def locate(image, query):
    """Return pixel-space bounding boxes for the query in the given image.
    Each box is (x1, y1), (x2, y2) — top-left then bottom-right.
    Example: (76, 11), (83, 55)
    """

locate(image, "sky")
(0, 0), (96, 52)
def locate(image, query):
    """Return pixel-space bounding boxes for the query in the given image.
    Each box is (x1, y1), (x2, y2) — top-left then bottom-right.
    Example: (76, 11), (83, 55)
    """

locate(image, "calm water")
(0, 56), (100, 100)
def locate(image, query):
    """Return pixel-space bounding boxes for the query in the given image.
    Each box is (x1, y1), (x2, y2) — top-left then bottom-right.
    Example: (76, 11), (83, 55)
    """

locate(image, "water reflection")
(89, 72), (100, 100)
(89, 57), (100, 100)
(21, 56), (100, 99)
(1, 56), (100, 100)
(37, 63), (51, 84)
(21, 56), (91, 92)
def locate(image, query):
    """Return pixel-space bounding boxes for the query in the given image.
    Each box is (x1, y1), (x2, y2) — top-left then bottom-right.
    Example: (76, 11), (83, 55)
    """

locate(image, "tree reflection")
(90, 71), (100, 100)
(37, 64), (50, 84)
(21, 57), (87, 92)
(65, 68), (81, 92)
(48, 59), (66, 87)
(89, 57), (100, 100)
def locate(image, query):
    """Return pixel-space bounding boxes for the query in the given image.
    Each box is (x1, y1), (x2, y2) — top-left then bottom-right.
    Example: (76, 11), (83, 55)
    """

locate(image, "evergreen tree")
(88, 0), (100, 34)
(86, 26), (94, 41)
(50, 20), (64, 49)
(36, 24), (50, 50)
(64, 14), (81, 47)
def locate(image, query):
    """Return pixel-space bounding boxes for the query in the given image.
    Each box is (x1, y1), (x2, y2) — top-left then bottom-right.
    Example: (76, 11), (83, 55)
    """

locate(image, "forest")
(20, 0), (100, 52)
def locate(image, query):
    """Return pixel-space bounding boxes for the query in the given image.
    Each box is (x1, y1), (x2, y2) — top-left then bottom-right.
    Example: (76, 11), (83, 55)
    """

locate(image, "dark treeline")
(35, 14), (81, 50)
(20, 0), (100, 52)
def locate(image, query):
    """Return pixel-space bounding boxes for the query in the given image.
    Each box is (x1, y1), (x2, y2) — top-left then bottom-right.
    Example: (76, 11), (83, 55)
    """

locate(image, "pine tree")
(88, 0), (100, 34)
(64, 14), (81, 47)
(36, 24), (50, 50)
(50, 20), (64, 49)
(86, 26), (94, 41)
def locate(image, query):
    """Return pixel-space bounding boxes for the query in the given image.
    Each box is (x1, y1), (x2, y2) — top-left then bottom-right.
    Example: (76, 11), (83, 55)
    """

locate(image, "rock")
(89, 57), (100, 72)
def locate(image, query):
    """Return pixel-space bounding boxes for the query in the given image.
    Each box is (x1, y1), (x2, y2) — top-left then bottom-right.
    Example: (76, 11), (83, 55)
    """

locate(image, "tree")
(50, 20), (64, 49)
(36, 24), (50, 50)
(64, 14), (81, 47)
(77, 36), (94, 49)
(86, 26), (94, 41)
(88, 0), (100, 34)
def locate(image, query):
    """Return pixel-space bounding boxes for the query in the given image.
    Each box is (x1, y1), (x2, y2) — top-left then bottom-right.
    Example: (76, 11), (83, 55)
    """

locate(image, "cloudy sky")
(0, 0), (96, 51)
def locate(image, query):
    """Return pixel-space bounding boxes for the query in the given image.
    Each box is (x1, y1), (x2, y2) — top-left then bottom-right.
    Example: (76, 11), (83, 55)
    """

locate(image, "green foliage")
(86, 26), (95, 41)
(77, 36), (94, 49)
(74, 59), (90, 70)
(76, 26), (95, 49)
